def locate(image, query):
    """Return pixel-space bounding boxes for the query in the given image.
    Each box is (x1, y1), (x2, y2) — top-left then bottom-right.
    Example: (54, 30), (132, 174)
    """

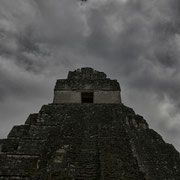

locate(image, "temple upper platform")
(53, 67), (121, 104)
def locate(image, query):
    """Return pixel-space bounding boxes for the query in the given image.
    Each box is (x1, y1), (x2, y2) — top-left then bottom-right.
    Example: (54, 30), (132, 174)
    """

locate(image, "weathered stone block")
(8, 125), (29, 138)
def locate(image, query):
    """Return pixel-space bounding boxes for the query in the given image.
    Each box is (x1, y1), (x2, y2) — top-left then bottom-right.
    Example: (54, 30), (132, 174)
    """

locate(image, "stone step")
(1, 139), (45, 155)
(8, 124), (60, 139)
(8, 126), (29, 139)
(0, 175), (30, 180)
(0, 154), (39, 177)
(16, 139), (45, 155)
(24, 125), (58, 139)
(0, 139), (19, 153)
(75, 174), (99, 180)
(25, 114), (38, 125)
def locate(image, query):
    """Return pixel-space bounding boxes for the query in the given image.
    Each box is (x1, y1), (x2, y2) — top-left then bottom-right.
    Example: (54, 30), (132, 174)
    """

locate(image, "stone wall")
(53, 91), (81, 104)
(94, 91), (121, 104)
(53, 90), (121, 104)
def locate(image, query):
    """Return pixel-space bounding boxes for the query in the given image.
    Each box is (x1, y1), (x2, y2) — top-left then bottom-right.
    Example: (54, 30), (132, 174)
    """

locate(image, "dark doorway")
(81, 92), (94, 103)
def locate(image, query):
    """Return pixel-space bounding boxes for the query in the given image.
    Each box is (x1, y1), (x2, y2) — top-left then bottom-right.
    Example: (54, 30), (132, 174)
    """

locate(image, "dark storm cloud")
(85, 0), (180, 105)
(0, 0), (180, 150)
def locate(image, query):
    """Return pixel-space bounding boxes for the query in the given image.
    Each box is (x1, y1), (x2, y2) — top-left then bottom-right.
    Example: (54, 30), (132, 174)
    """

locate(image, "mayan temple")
(0, 67), (180, 180)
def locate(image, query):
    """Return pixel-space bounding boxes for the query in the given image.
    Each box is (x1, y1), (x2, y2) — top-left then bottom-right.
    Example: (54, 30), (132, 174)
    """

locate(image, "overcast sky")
(0, 0), (180, 151)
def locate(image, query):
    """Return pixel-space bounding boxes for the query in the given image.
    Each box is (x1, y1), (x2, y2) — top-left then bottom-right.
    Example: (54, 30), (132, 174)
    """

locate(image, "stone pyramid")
(0, 67), (180, 180)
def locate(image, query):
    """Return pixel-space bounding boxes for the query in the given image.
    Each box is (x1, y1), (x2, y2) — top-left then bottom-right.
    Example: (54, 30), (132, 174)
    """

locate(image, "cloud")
(0, 0), (180, 151)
